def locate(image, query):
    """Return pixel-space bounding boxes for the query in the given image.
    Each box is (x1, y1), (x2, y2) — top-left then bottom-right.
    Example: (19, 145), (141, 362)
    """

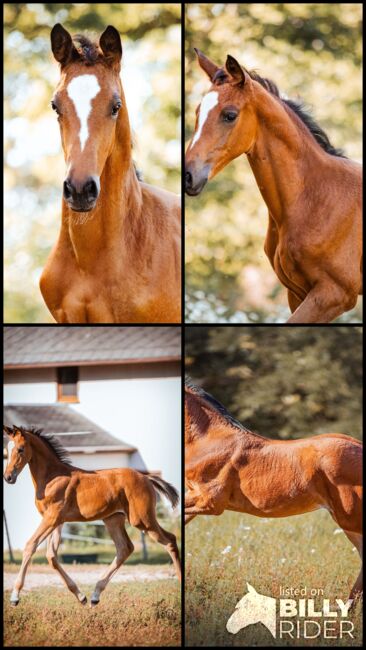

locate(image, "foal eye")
(18, 448), (24, 453)
(51, 101), (60, 115)
(111, 102), (122, 117)
(222, 111), (238, 123)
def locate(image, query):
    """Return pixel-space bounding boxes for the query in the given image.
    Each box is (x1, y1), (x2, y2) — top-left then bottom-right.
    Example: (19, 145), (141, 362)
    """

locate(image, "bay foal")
(185, 381), (362, 602)
(185, 51), (362, 323)
(40, 24), (181, 323)
(4, 425), (181, 606)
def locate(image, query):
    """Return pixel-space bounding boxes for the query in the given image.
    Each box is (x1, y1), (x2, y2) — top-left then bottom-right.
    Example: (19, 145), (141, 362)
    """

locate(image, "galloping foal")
(40, 24), (181, 323)
(4, 425), (181, 606)
(185, 380), (362, 602)
(185, 51), (362, 323)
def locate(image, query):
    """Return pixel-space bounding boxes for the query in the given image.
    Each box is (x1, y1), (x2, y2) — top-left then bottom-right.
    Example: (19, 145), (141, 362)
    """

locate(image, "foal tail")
(148, 475), (179, 509)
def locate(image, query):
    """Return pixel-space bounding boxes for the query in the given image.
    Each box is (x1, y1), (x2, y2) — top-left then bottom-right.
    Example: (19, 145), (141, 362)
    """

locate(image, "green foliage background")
(185, 326), (362, 440)
(185, 3), (362, 323)
(4, 3), (181, 323)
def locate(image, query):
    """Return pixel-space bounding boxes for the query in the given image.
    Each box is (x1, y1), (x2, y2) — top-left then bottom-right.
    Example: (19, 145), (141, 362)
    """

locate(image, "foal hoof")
(10, 600), (19, 607)
(80, 596), (87, 606)
(90, 600), (99, 608)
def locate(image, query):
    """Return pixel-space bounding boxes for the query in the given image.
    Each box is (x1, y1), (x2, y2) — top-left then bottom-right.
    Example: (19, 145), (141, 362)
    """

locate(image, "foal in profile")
(185, 380), (362, 602)
(185, 50), (362, 323)
(41, 24), (181, 323)
(4, 425), (181, 607)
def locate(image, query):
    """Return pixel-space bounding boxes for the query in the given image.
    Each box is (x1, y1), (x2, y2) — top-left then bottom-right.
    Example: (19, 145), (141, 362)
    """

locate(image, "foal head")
(51, 23), (127, 212)
(185, 50), (257, 196)
(3, 426), (32, 484)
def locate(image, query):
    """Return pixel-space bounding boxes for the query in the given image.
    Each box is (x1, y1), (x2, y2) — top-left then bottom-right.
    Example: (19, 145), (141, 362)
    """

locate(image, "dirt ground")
(4, 563), (175, 590)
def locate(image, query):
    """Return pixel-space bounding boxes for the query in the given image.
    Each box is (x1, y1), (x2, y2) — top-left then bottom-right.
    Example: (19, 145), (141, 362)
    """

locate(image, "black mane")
(17, 426), (72, 465)
(185, 378), (249, 432)
(213, 67), (346, 158)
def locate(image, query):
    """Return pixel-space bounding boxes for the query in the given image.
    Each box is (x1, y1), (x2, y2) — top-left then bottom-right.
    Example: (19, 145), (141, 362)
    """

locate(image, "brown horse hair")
(212, 66), (346, 158)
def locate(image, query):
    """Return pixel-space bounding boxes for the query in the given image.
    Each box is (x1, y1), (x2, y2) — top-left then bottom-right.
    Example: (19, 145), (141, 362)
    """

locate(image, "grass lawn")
(185, 510), (362, 647)
(4, 580), (181, 647)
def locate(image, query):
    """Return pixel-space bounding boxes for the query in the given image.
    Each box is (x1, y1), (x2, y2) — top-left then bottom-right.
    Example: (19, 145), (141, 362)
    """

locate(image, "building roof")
(3, 404), (136, 453)
(4, 326), (181, 368)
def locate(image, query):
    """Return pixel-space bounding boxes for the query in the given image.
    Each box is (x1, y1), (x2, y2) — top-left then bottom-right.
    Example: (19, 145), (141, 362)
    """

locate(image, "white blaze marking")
(7, 440), (15, 460)
(67, 74), (101, 151)
(191, 91), (218, 148)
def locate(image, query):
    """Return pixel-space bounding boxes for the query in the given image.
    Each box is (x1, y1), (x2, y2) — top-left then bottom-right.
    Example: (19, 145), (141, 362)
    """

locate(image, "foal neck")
(247, 86), (324, 225)
(28, 436), (70, 491)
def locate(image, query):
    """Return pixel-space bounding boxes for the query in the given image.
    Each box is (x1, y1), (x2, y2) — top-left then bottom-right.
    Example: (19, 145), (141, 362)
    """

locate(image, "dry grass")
(185, 510), (362, 647)
(4, 579), (181, 647)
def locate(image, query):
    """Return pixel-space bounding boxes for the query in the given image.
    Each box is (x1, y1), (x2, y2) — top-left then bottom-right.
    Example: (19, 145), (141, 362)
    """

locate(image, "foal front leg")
(10, 518), (56, 606)
(46, 525), (87, 605)
(286, 282), (357, 323)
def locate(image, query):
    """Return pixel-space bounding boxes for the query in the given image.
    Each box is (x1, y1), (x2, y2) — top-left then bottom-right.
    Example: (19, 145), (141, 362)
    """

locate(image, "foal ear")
(3, 425), (15, 437)
(99, 25), (122, 68)
(225, 55), (245, 86)
(194, 48), (219, 81)
(51, 23), (78, 67)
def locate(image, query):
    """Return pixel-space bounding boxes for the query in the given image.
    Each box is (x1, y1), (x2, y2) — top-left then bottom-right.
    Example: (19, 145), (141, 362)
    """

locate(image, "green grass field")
(185, 510), (362, 647)
(4, 580), (181, 647)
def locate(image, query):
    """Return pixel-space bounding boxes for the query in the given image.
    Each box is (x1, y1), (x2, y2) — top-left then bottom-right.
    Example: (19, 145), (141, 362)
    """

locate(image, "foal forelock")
(67, 74), (101, 151)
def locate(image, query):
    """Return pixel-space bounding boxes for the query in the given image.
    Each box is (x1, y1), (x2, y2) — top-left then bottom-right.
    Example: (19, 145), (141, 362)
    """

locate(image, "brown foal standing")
(4, 425), (181, 607)
(185, 381), (362, 602)
(185, 51), (362, 323)
(40, 24), (181, 323)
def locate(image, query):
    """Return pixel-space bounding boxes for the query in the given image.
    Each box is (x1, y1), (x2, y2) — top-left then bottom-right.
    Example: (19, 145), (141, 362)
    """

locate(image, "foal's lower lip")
(186, 185), (206, 197)
(69, 205), (95, 213)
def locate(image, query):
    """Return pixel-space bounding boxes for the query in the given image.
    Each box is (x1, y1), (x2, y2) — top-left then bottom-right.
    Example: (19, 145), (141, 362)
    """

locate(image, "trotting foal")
(4, 425), (181, 606)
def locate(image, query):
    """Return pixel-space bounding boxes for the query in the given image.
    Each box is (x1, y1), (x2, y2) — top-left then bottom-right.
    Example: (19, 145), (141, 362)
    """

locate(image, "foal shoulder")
(140, 182), (181, 219)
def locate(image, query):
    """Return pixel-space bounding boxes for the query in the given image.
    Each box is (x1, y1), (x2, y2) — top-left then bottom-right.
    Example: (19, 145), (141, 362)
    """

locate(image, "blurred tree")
(4, 3), (181, 323)
(185, 3), (362, 323)
(185, 326), (362, 440)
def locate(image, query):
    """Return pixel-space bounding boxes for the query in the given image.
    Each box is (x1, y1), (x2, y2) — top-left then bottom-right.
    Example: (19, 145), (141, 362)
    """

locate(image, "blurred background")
(185, 3), (362, 323)
(185, 326), (362, 440)
(4, 3), (181, 323)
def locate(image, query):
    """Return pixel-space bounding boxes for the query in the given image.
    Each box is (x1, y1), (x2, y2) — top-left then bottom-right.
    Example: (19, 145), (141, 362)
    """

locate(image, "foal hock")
(4, 425), (181, 606)
(185, 50), (362, 323)
(185, 381), (362, 602)
(41, 24), (181, 323)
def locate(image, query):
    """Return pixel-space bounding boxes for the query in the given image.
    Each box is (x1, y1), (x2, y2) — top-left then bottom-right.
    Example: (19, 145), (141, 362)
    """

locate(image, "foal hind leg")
(90, 513), (134, 607)
(146, 523), (181, 581)
(343, 531), (363, 604)
(46, 525), (87, 605)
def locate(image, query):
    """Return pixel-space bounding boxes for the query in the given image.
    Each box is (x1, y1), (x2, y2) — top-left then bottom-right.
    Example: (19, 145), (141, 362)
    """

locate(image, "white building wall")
(4, 368), (56, 403)
(73, 368), (181, 493)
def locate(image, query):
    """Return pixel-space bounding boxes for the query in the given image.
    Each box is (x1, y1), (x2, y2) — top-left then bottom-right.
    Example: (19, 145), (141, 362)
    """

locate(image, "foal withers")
(4, 425), (181, 607)
(40, 24), (181, 323)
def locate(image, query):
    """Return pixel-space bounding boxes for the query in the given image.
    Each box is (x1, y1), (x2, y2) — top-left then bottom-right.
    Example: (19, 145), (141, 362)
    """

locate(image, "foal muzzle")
(63, 175), (100, 212)
(4, 470), (17, 484)
(185, 163), (211, 196)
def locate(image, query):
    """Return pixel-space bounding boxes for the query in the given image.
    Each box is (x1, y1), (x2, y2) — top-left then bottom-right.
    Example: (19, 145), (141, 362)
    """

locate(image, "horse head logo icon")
(226, 583), (276, 637)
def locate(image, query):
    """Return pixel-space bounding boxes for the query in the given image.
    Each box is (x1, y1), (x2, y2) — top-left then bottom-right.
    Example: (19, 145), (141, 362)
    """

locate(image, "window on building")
(57, 367), (79, 403)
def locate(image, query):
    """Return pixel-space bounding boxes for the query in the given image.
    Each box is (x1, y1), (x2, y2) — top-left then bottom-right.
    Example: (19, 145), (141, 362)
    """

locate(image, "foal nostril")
(185, 171), (192, 190)
(84, 178), (99, 201)
(63, 179), (73, 200)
